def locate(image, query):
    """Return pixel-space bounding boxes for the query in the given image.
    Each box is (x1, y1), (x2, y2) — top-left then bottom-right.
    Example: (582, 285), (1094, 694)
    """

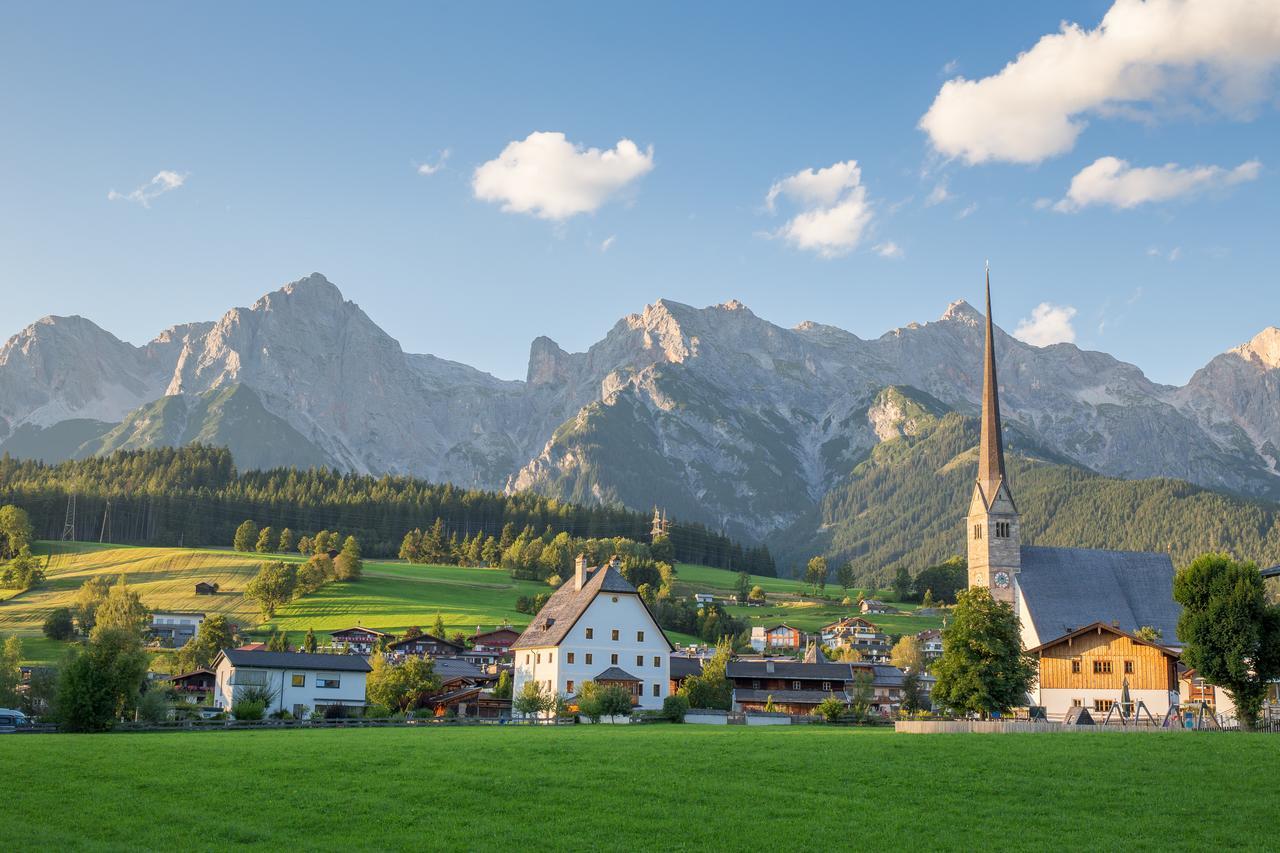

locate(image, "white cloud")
(1054, 156), (1260, 211)
(600, 235), (616, 252)
(765, 160), (874, 258)
(919, 0), (1280, 164)
(941, 59), (960, 76)
(472, 131), (654, 220)
(416, 149), (451, 176)
(957, 202), (979, 219)
(1014, 303), (1078, 346)
(107, 170), (187, 207)
(874, 241), (904, 258)
(924, 181), (952, 206)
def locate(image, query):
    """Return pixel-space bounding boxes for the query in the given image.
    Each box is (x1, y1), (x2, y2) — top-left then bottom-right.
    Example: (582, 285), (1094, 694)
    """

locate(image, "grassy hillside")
(2, 543), (935, 665)
(3, 727), (1274, 851)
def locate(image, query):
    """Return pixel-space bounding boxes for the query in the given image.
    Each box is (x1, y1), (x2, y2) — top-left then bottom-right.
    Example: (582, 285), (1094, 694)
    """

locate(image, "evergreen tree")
(735, 571), (751, 604)
(277, 527), (295, 554)
(432, 612), (447, 639)
(255, 525), (277, 554)
(334, 535), (363, 581)
(303, 627), (318, 653)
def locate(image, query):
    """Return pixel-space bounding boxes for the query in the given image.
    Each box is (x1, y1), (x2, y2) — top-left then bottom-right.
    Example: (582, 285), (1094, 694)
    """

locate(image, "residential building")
(749, 623), (803, 652)
(669, 654), (704, 695)
(469, 627), (520, 654)
(212, 649), (371, 718)
(511, 554), (674, 714)
(727, 646), (851, 715)
(852, 663), (907, 714)
(859, 600), (898, 616)
(387, 633), (463, 658)
(1028, 622), (1181, 720)
(820, 617), (891, 662)
(166, 668), (216, 704)
(916, 629), (943, 662)
(148, 611), (206, 648)
(1179, 667), (1238, 721)
(329, 627), (392, 655)
(693, 593), (715, 605)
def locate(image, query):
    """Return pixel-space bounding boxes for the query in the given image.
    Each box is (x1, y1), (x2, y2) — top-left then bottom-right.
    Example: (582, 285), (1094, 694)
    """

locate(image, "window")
(291, 674), (305, 688)
(536, 653), (541, 664)
(585, 653), (593, 665)
(566, 680), (575, 694)
(567, 652), (575, 664)
(752, 679), (760, 689)
(585, 628), (594, 639)
(611, 654), (619, 665)
(549, 653), (554, 663)
(653, 684), (660, 697)
(317, 677), (341, 689)
(1071, 659), (1081, 674)
(637, 630), (644, 642)
(653, 656), (661, 667)
(525, 654), (530, 665)
(1094, 699), (1114, 713)
(973, 524), (983, 540)
(822, 681), (831, 691)
(1124, 660), (1134, 675)
(611, 629), (620, 641)
(792, 681), (801, 690)
(1071, 698), (1083, 708)
(995, 521), (1011, 538)
(1093, 660), (1113, 675)
(637, 655), (644, 667)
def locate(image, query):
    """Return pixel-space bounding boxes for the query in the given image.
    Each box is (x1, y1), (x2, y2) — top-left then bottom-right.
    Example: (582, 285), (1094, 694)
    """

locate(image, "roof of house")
(867, 664), (905, 688)
(915, 629), (942, 641)
(669, 656), (704, 680)
(1026, 621), (1181, 658)
(150, 610), (206, 618)
(330, 626), (391, 638)
(861, 599), (894, 609)
(734, 689), (842, 705)
(594, 666), (640, 682)
(727, 659), (853, 681)
(387, 632), (461, 650)
(165, 668), (214, 682)
(1017, 546), (1181, 643)
(802, 644), (830, 664)
(214, 649), (373, 672)
(511, 564), (672, 651)
(433, 658), (485, 680)
(470, 627), (519, 640)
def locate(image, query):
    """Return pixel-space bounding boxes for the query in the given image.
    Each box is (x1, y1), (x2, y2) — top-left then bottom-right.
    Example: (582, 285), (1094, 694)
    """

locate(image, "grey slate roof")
(511, 564), (672, 651)
(869, 665), (905, 688)
(669, 656), (704, 680)
(432, 658), (485, 680)
(727, 659), (854, 681)
(1017, 546), (1181, 644)
(594, 666), (640, 682)
(217, 649), (372, 672)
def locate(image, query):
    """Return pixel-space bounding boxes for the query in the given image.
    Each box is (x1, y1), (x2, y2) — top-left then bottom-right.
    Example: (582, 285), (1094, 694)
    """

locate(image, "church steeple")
(967, 265), (1020, 603)
(977, 265), (1007, 508)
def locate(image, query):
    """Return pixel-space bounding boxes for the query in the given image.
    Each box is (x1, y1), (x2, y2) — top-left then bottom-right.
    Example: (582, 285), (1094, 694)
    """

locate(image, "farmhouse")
(147, 611), (205, 648)
(965, 279), (1182, 651)
(212, 649), (371, 718)
(387, 632), (463, 658)
(330, 627), (391, 655)
(749, 623), (803, 652)
(1029, 622), (1181, 720)
(511, 554), (674, 713)
(860, 599), (898, 616)
(727, 646), (851, 715)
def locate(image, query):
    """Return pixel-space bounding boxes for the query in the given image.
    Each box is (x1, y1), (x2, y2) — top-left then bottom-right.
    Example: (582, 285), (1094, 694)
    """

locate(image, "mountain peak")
(278, 272), (344, 303)
(940, 299), (982, 324)
(1230, 327), (1280, 369)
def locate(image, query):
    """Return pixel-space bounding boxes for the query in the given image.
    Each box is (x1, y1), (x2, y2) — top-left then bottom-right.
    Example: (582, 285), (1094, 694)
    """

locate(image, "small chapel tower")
(967, 268), (1021, 604)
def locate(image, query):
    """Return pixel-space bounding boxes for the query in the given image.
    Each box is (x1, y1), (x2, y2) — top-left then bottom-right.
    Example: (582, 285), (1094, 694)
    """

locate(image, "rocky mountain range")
(3, 272), (1279, 551)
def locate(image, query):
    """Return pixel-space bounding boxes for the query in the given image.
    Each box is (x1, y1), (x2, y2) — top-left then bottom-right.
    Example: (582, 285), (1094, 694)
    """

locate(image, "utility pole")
(99, 500), (111, 544)
(61, 492), (77, 541)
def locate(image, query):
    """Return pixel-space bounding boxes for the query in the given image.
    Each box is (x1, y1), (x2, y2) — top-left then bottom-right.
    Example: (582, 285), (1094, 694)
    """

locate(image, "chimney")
(574, 553), (588, 591)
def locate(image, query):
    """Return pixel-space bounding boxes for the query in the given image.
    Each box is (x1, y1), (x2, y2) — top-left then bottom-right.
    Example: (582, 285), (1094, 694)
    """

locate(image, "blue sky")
(1, 1), (1276, 384)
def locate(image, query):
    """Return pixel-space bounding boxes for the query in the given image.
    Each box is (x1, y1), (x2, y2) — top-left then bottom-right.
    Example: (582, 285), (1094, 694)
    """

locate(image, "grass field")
(1, 726), (1273, 851)
(1, 543), (938, 664)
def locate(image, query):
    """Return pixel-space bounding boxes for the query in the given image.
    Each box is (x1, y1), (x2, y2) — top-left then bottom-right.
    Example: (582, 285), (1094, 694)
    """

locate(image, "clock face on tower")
(973, 573), (985, 587)
(994, 571), (1011, 589)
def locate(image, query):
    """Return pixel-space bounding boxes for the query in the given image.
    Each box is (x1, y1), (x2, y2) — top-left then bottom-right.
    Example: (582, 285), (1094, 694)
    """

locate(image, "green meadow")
(1, 544), (940, 665)
(1, 725), (1273, 851)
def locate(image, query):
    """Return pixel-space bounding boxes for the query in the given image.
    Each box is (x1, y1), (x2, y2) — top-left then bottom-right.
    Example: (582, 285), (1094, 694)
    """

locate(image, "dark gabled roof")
(727, 659), (853, 681)
(387, 632), (461, 650)
(511, 565), (673, 651)
(734, 689), (843, 705)
(669, 656), (704, 679)
(330, 626), (391, 638)
(1017, 546), (1181, 643)
(215, 649), (372, 672)
(594, 666), (640, 682)
(165, 668), (214, 682)
(756, 623), (800, 633)
(1026, 621), (1180, 658)
(432, 658), (485, 680)
(867, 665), (905, 688)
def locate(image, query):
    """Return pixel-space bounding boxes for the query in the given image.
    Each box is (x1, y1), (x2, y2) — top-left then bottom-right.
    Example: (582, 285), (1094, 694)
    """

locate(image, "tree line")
(0, 445), (774, 574)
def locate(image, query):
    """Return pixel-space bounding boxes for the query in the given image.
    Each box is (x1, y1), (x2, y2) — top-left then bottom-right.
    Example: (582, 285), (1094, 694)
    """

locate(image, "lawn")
(1, 726), (1273, 851)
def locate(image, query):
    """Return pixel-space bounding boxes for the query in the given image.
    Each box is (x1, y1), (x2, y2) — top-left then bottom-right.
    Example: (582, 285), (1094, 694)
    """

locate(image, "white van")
(0, 709), (30, 732)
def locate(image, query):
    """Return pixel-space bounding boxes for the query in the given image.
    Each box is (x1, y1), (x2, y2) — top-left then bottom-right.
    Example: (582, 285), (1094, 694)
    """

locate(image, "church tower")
(967, 268), (1021, 604)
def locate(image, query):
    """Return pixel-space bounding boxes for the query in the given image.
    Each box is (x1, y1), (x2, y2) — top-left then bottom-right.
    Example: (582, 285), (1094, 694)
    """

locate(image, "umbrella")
(1119, 677), (1132, 719)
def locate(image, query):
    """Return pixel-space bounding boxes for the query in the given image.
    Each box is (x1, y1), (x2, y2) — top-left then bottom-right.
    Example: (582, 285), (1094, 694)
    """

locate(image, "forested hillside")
(0, 446), (775, 573)
(796, 413), (1280, 584)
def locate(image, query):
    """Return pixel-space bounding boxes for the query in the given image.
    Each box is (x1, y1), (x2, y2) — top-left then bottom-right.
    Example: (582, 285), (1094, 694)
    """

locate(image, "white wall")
(1037, 687), (1177, 720)
(214, 660), (368, 716)
(513, 591), (670, 713)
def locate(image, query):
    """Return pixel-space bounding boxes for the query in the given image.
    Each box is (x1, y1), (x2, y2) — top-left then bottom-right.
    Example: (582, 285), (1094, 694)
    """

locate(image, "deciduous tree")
(931, 587), (1036, 718)
(244, 561), (298, 620)
(233, 519), (259, 553)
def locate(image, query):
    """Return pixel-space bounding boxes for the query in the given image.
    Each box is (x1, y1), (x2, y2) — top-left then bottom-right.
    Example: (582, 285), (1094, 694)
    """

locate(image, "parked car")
(0, 709), (30, 732)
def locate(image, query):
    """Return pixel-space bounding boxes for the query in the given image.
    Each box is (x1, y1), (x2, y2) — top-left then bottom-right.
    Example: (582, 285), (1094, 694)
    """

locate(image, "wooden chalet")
(749, 623), (803, 652)
(669, 654), (704, 695)
(329, 627), (392, 654)
(469, 627), (520, 654)
(166, 668), (216, 704)
(387, 632), (464, 657)
(819, 617), (891, 662)
(1028, 622), (1181, 719)
(726, 646), (851, 714)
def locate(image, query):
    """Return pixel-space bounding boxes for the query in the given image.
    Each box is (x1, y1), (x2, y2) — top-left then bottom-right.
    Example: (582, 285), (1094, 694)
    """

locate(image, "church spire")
(977, 265), (1006, 505)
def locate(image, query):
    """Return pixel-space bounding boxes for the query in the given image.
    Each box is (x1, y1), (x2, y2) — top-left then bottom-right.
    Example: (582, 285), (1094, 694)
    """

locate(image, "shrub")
(42, 607), (75, 640)
(816, 695), (847, 723)
(363, 703), (393, 719)
(663, 693), (689, 723)
(323, 704), (350, 720)
(268, 708), (293, 720)
(232, 700), (265, 721)
(136, 689), (170, 724)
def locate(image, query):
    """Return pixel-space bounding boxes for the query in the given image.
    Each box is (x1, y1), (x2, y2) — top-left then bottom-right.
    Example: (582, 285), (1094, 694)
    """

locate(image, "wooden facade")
(1033, 623), (1179, 693)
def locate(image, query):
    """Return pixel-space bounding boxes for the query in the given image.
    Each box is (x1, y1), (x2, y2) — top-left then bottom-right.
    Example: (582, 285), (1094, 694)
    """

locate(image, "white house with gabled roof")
(511, 555), (674, 714)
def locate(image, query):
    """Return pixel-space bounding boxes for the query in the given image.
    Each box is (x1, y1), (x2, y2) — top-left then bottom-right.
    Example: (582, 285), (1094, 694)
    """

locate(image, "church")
(965, 274), (1182, 654)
